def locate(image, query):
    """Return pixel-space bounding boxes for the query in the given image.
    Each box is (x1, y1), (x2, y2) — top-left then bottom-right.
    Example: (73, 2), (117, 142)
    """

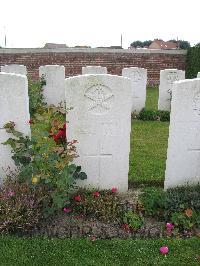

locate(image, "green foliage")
(139, 187), (167, 217)
(139, 185), (200, 232)
(137, 108), (170, 122)
(130, 40), (152, 48)
(2, 105), (87, 217)
(123, 210), (143, 230)
(28, 76), (46, 117)
(171, 210), (200, 232)
(168, 39), (191, 50)
(70, 189), (122, 222)
(186, 47), (200, 78)
(166, 185), (200, 214)
(0, 176), (48, 233)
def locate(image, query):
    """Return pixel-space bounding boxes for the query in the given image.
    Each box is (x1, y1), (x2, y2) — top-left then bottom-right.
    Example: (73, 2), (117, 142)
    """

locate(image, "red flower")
(122, 223), (130, 232)
(74, 195), (81, 202)
(111, 187), (118, 193)
(28, 119), (34, 124)
(63, 123), (67, 130)
(93, 191), (100, 198)
(53, 129), (66, 142)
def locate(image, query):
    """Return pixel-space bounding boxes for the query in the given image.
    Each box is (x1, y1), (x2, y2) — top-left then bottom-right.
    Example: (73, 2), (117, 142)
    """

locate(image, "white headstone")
(65, 74), (132, 192)
(0, 73), (30, 182)
(82, 66), (107, 75)
(165, 78), (200, 189)
(197, 72), (200, 78)
(158, 69), (185, 111)
(1, 64), (27, 76)
(39, 65), (65, 106)
(122, 67), (147, 113)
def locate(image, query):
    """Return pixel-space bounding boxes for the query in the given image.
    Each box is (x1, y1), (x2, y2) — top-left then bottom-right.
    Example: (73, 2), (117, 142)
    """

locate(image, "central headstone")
(122, 67), (147, 113)
(82, 66), (107, 75)
(65, 74), (132, 192)
(1, 64), (27, 76)
(165, 78), (200, 189)
(0, 73), (30, 182)
(158, 69), (185, 111)
(39, 65), (65, 106)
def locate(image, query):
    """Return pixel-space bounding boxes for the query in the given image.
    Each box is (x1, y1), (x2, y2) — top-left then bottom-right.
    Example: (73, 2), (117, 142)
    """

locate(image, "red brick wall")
(0, 48), (187, 85)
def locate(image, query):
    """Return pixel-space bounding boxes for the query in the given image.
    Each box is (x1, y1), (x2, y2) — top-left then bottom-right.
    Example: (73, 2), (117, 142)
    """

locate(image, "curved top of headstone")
(65, 74), (132, 117)
(1, 64), (27, 76)
(0, 72), (30, 135)
(82, 66), (107, 75)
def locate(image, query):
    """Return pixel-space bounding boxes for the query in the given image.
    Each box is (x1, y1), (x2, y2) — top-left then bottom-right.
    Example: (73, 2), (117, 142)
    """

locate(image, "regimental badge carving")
(130, 71), (142, 82)
(167, 72), (179, 95)
(84, 84), (114, 115)
(193, 92), (200, 115)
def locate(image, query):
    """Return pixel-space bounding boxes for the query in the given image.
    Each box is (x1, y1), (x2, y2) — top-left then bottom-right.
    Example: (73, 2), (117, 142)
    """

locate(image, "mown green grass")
(129, 120), (169, 185)
(145, 86), (159, 110)
(1, 236), (199, 266)
(129, 87), (169, 185)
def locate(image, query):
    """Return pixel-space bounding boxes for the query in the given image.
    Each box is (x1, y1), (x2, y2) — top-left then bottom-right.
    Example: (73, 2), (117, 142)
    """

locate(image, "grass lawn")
(145, 86), (159, 110)
(1, 236), (199, 266)
(129, 87), (169, 185)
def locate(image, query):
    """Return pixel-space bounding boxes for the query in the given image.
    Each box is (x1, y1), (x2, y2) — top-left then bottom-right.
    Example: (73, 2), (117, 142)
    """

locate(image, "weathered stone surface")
(0, 73), (30, 182)
(39, 65), (65, 106)
(1, 64), (27, 75)
(65, 74), (132, 192)
(165, 78), (200, 189)
(158, 69), (185, 111)
(82, 66), (107, 74)
(122, 67), (147, 113)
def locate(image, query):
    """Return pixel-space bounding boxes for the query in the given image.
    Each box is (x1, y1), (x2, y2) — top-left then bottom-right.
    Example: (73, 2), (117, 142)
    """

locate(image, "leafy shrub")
(171, 209), (200, 232)
(28, 76), (46, 117)
(0, 176), (48, 233)
(186, 47), (200, 79)
(69, 189), (122, 223)
(3, 105), (87, 217)
(139, 187), (167, 217)
(139, 185), (200, 232)
(137, 108), (170, 122)
(165, 185), (200, 214)
(123, 210), (143, 230)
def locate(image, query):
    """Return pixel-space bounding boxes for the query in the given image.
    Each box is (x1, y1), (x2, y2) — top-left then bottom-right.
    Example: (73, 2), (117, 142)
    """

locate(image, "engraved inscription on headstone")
(84, 84), (114, 115)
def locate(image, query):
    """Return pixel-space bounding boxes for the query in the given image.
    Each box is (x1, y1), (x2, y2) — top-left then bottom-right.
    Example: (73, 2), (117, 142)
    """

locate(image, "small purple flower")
(63, 207), (72, 213)
(166, 222), (174, 231)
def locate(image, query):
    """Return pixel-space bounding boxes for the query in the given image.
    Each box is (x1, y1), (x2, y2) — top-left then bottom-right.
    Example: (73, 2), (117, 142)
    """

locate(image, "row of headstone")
(0, 65), (200, 191)
(0, 64), (147, 114)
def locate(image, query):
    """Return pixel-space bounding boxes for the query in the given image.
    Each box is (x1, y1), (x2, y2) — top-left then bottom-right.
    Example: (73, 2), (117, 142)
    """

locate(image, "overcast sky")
(0, 0), (199, 48)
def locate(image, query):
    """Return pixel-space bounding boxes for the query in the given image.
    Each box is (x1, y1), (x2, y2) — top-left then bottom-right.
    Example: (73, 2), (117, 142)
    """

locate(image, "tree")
(130, 40), (152, 48)
(168, 39), (191, 50)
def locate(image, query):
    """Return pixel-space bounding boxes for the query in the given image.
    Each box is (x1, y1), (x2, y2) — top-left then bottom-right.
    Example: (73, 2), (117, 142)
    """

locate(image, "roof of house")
(150, 40), (178, 49)
(43, 43), (68, 49)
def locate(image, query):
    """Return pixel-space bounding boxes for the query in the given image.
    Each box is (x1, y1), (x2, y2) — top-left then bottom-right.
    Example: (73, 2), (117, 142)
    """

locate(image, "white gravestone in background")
(39, 65), (65, 106)
(65, 74), (132, 192)
(158, 69), (185, 111)
(82, 66), (107, 75)
(165, 78), (200, 189)
(0, 73), (30, 182)
(122, 67), (147, 113)
(1, 64), (27, 76)
(197, 72), (200, 78)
